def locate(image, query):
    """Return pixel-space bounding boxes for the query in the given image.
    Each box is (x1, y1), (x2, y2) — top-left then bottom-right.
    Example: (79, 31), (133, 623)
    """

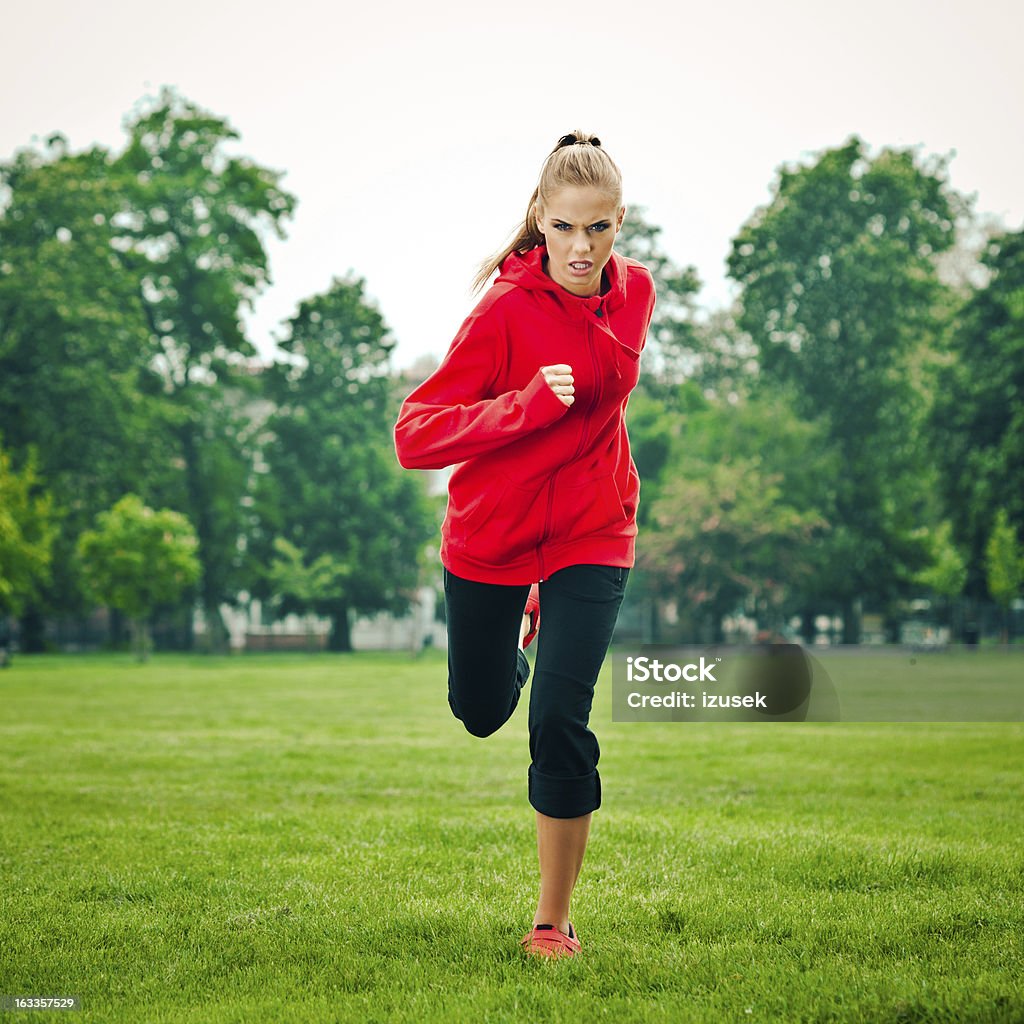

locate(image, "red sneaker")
(522, 584), (540, 649)
(520, 921), (581, 958)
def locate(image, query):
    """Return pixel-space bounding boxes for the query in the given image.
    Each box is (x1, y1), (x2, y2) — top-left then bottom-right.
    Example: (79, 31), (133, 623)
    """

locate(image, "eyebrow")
(551, 218), (612, 226)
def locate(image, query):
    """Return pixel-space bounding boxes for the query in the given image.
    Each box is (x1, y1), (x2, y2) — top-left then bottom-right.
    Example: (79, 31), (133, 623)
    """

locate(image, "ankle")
(533, 914), (571, 935)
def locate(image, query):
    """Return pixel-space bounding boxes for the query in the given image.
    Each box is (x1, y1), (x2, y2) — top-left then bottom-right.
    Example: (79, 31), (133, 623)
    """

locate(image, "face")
(533, 186), (625, 297)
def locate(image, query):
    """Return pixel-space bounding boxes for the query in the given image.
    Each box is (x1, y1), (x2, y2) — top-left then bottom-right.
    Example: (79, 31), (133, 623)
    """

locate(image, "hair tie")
(557, 134), (602, 149)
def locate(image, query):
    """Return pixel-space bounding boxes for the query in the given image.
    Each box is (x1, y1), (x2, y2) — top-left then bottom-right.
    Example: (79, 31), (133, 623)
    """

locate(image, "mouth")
(568, 261), (593, 276)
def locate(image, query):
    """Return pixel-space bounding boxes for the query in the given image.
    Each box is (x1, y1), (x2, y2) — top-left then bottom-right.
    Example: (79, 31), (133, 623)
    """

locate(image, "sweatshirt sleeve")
(394, 305), (571, 471)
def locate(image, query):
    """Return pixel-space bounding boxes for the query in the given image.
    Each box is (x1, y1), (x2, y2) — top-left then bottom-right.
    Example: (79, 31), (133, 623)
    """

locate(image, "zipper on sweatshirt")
(536, 313), (603, 581)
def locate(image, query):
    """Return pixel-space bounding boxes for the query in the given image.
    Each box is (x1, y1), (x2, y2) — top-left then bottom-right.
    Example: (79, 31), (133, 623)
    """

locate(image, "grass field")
(1, 648), (1022, 1023)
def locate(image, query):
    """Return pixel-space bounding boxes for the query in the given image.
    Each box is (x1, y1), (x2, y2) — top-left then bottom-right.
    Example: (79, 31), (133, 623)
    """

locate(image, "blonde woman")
(395, 131), (655, 958)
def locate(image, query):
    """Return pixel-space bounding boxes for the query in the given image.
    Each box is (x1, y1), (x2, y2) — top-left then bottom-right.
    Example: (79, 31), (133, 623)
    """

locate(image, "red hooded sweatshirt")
(394, 243), (656, 585)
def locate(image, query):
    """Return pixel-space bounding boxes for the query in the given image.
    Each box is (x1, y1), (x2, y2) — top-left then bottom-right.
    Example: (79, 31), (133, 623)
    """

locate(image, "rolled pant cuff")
(528, 765), (601, 818)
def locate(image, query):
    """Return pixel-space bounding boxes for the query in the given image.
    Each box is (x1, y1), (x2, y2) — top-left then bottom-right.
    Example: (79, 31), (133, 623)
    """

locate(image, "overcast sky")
(2, 0), (1021, 370)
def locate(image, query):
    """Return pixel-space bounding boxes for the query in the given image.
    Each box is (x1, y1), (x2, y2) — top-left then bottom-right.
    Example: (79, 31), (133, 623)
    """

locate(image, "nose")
(572, 231), (592, 254)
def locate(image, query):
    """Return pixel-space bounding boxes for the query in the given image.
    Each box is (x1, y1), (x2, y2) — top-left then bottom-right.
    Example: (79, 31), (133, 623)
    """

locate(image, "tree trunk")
(179, 420), (229, 654)
(711, 608), (725, 644)
(647, 597), (659, 644)
(841, 596), (861, 645)
(800, 608), (816, 647)
(329, 604), (352, 652)
(130, 617), (153, 662)
(201, 602), (228, 653)
(109, 607), (127, 650)
(18, 606), (46, 653)
(0, 615), (11, 667)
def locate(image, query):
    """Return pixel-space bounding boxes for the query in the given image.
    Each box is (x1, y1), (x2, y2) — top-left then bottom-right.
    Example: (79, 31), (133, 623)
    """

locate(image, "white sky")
(2, 0), (1022, 370)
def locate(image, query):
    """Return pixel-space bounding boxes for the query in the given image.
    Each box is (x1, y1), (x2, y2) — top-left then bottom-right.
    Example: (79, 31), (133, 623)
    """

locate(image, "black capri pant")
(443, 562), (629, 819)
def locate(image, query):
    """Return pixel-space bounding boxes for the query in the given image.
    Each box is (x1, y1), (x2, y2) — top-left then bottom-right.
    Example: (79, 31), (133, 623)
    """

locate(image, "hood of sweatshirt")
(494, 243), (631, 323)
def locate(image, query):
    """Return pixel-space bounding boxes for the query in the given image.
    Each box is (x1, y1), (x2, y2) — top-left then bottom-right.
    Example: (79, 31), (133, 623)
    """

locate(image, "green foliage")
(76, 493), (201, 615)
(113, 86), (296, 386)
(4, 90), (1017, 652)
(622, 387), (694, 510)
(637, 391), (831, 636)
(985, 508), (1023, 610)
(76, 494), (201, 658)
(912, 520), (968, 598)
(0, 443), (58, 618)
(0, 134), (174, 622)
(729, 137), (964, 418)
(0, 89), (297, 648)
(251, 276), (435, 649)
(930, 228), (1024, 597)
(728, 135), (962, 445)
(727, 136), (967, 631)
(265, 537), (351, 616)
(109, 87), (298, 648)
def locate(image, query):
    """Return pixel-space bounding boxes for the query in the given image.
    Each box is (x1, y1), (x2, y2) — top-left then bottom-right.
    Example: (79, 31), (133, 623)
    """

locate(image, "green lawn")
(1, 650), (1021, 1023)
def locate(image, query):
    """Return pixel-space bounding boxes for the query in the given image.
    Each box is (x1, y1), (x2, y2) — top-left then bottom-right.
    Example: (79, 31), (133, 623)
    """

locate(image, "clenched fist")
(541, 364), (575, 407)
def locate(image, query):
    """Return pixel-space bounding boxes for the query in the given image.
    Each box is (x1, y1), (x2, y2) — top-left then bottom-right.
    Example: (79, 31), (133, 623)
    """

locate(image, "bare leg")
(532, 811), (592, 934)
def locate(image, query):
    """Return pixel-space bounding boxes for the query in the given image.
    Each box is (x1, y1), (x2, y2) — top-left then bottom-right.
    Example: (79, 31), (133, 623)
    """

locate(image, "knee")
(449, 667), (524, 739)
(460, 711), (504, 739)
(449, 693), (506, 738)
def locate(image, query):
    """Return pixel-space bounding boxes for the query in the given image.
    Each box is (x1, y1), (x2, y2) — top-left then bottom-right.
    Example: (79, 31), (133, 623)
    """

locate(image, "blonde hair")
(471, 130), (623, 294)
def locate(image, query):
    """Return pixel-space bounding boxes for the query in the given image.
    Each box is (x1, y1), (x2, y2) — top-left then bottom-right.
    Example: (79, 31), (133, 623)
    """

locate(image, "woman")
(394, 130), (655, 958)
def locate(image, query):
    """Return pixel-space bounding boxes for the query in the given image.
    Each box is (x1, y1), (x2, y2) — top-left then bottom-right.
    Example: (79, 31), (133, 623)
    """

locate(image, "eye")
(553, 222), (571, 231)
(589, 223), (610, 232)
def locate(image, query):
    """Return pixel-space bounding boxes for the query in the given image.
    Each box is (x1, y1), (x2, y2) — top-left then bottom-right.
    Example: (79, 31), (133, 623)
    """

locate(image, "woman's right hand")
(541, 364), (575, 407)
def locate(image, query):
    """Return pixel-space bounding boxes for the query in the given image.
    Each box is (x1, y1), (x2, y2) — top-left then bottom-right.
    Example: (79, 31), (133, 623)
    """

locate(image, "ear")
(616, 205), (626, 232)
(531, 204), (544, 236)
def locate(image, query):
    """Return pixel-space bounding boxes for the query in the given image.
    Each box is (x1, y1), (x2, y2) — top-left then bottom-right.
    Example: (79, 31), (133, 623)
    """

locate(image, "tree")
(911, 519), (968, 635)
(727, 135), (967, 641)
(930, 228), (1024, 602)
(0, 443), (58, 661)
(621, 382), (713, 638)
(0, 133), (173, 648)
(76, 494), (201, 660)
(262, 538), (349, 648)
(636, 390), (830, 642)
(251, 277), (435, 651)
(111, 87), (297, 650)
(985, 508), (1023, 644)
